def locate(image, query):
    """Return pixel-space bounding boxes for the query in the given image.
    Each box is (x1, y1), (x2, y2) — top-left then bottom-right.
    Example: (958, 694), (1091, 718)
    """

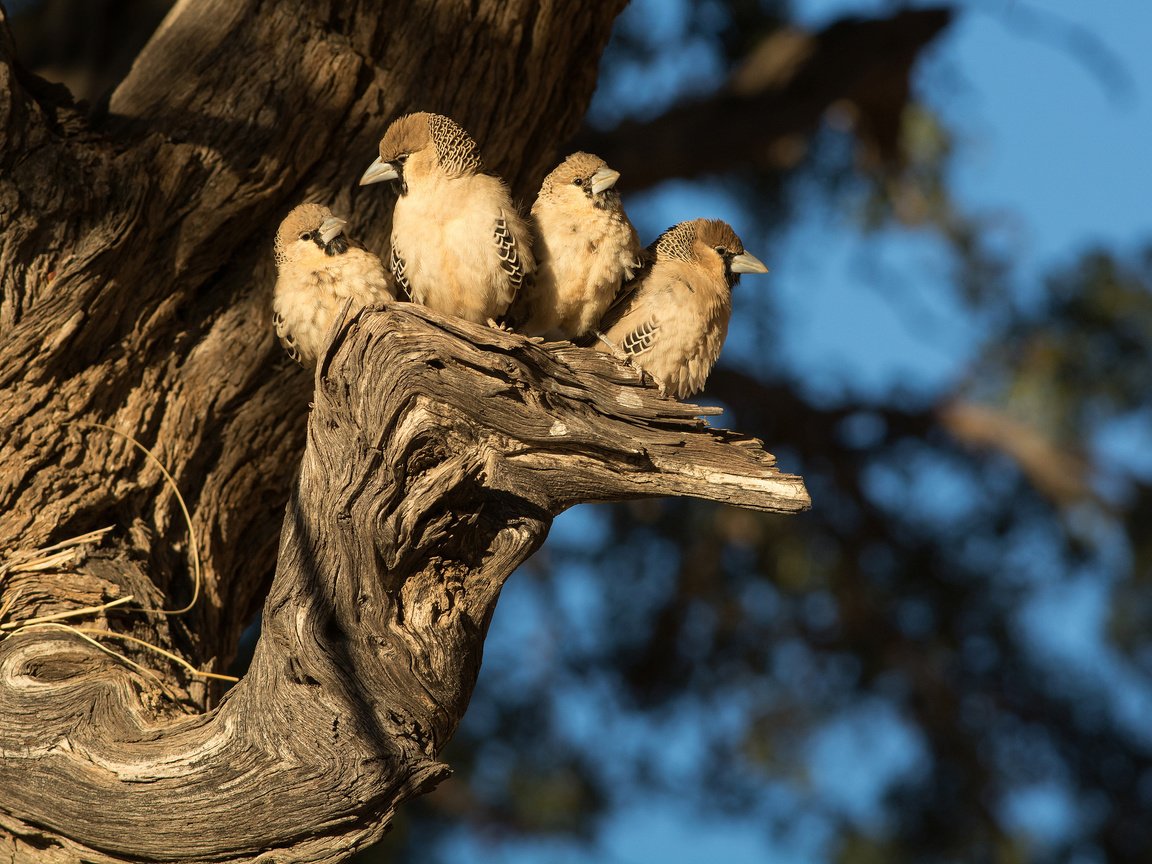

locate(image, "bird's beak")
(318, 216), (347, 245)
(590, 166), (621, 195)
(730, 252), (769, 274)
(359, 156), (399, 186)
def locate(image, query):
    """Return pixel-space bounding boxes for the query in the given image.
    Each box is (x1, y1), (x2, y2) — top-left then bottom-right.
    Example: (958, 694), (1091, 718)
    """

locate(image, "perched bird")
(359, 111), (534, 325)
(594, 218), (768, 399)
(272, 203), (394, 368)
(508, 152), (642, 340)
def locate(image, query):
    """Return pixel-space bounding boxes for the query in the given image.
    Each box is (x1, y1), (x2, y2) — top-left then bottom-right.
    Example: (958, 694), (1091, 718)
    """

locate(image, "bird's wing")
(273, 311), (304, 366)
(598, 248), (655, 328)
(494, 213), (528, 296)
(605, 269), (690, 360)
(618, 315), (659, 357)
(388, 242), (412, 302)
(500, 276), (534, 330)
(623, 251), (645, 282)
(621, 225), (647, 283)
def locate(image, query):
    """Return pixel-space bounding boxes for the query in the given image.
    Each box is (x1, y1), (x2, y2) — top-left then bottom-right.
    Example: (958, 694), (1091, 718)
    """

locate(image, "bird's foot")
(487, 317), (515, 332)
(594, 330), (631, 364)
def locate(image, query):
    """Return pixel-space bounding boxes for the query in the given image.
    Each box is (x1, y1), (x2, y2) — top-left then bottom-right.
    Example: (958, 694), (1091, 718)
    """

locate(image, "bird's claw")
(594, 330), (632, 365)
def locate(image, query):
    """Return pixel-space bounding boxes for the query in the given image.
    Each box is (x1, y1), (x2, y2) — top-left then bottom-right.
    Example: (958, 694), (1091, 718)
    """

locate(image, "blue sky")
(443, 2), (1152, 862)
(776, 0), (1152, 397)
(789, 0), (1152, 262)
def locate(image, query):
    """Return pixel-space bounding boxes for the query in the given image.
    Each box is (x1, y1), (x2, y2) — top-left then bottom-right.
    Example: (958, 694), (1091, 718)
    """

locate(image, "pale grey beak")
(730, 252), (769, 274)
(359, 156), (399, 186)
(590, 166), (621, 195)
(318, 216), (347, 245)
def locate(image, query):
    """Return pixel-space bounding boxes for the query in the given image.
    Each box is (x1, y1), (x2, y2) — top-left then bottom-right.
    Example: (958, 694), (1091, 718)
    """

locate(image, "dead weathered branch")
(0, 306), (806, 863)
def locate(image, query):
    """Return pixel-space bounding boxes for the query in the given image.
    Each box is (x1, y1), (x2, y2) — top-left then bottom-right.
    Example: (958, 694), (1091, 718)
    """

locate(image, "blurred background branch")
(575, 8), (953, 190)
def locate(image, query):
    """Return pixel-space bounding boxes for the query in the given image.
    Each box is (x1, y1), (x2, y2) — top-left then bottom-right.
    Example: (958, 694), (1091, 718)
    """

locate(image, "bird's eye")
(573, 177), (585, 187)
(396, 154), (409, 164)
(299, 231), (313, 242)
(714, 245), (729, 256)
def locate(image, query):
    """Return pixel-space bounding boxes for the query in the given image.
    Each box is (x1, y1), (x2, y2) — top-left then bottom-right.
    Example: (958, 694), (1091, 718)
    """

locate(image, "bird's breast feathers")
(534, 206), (637, 308)
(392, 172), (532, 319)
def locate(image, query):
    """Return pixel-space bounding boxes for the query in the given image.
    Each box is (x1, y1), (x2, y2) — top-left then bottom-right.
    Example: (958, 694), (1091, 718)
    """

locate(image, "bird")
(594, 218), (769, 399)
(507, 152), (642, 340)
(358, 111), (534, 326)
(272, 203), (395, 368)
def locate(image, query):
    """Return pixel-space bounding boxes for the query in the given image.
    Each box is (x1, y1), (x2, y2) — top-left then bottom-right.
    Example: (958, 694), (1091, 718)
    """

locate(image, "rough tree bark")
(0, 1), (809, 862)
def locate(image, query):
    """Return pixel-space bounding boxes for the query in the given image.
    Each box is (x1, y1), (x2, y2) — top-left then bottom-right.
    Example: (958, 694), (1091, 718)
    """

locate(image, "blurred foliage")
(11, 0), (1150, 862)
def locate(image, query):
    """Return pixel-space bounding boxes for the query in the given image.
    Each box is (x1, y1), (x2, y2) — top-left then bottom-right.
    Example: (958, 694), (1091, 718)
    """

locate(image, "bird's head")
(655, 219), (768, 289)
(360, 112), (483, 194)
(274, 204), (349, 268)
(535, 151), (622, 212)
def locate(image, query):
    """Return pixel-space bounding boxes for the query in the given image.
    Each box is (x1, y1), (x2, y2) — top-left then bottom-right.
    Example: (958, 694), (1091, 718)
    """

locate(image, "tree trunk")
(0, 1), (808, 861)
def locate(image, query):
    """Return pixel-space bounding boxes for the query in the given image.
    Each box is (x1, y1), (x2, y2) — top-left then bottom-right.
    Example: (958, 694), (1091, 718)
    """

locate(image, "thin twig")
(8, 622), (177, 699)
(0, 595), (136, 630)
(64, 421), (202, 615)
(6, 622), (238, 684)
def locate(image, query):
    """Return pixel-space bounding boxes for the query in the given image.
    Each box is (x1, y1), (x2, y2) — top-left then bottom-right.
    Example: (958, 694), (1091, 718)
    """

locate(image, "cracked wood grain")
(0, 305), (807, 863)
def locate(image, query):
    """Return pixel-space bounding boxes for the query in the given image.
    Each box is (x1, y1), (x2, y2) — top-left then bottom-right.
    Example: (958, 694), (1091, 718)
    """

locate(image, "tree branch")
(0, 306), (806, 862)
(574, 7), (954, 190)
